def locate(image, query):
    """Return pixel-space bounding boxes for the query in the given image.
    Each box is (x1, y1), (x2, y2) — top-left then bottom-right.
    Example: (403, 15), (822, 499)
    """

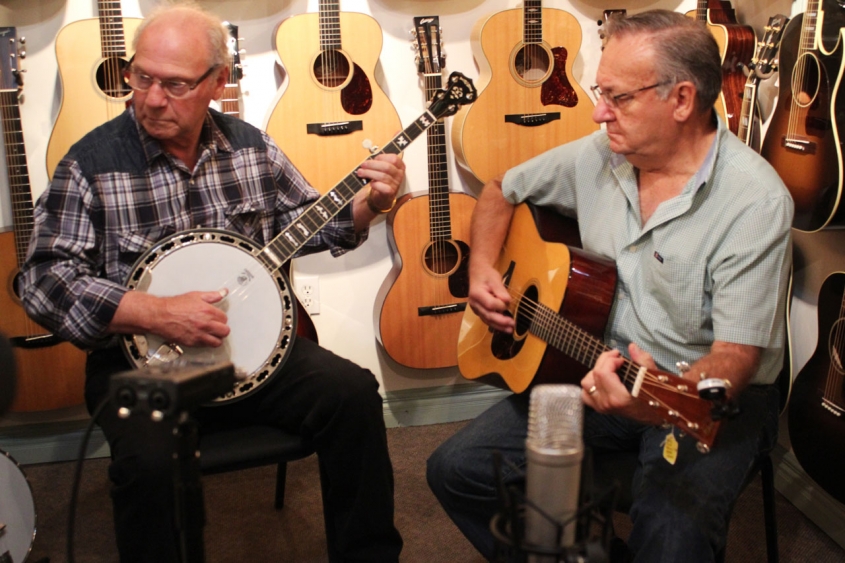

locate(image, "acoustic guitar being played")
(457, 203), (724, 451)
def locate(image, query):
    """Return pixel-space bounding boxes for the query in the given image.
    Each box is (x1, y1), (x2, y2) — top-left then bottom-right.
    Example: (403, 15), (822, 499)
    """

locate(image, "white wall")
(0, 0), (811, 397)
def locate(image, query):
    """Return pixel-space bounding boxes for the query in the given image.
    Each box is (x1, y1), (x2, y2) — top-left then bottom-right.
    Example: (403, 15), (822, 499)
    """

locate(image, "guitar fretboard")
(800, 0), (820, 55)
(98, 0), (128, 57)
(0, 89), (34, 268)
(417, 19), (453, 243)
(318, 0), (342, 51)
(523, 0), (543, 45)
(258, 110), (438, 270)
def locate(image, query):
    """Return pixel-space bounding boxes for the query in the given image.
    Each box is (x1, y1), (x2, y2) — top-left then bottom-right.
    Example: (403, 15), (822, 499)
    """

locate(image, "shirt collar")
(130, 106), (235, 166)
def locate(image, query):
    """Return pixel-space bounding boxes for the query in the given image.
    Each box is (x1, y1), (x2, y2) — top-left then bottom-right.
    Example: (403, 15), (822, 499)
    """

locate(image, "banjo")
(0, 449), (36, 563)
(120, 72), (477, 404)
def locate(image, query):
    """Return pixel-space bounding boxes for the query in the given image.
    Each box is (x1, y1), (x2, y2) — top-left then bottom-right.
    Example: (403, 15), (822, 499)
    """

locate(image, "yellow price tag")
(662, 431), (679, 465)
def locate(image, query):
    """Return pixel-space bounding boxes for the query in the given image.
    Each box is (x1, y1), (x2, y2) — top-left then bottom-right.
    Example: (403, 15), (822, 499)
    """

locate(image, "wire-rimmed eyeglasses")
(590, 81), (671, 109)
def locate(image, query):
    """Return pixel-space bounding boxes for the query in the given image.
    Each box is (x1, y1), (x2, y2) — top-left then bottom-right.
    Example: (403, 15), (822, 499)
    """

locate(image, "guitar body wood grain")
(376, 192), (476, 369)
(47, 17), (143, 180)
(452, 7), (597, 185)
(266, 12), (400, 193)
(0, 230), (87, 412)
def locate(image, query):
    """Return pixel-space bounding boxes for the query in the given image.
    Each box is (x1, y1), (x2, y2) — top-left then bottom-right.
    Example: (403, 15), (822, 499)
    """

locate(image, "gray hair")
(603, 10), (722, 114)
(133, 1), (229, 68)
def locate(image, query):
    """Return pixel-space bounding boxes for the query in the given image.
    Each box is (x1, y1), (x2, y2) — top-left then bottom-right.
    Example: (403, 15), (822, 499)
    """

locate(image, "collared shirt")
(22, 107), (364, 349)
(501, 118), (793, 384)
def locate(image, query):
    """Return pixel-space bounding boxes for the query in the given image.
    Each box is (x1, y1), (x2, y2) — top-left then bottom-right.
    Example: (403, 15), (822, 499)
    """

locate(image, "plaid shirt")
(22, 108), (363, 349)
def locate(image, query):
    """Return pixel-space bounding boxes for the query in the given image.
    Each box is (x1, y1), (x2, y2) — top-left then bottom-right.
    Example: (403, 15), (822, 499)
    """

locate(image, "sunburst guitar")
(788, 271), (845, 504)
(457, 203), (722, 451)
(760, 0), (845, 232)
(451, 0), (598, 184)
(46, 0), (141, 180)
(0, 27), (87, 412)
(375, 16), (476, 369)
(265, 0), (401, 193)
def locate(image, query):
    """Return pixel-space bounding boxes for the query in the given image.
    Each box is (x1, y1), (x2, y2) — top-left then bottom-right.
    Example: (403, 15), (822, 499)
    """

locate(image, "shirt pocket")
(117, 226), (176, 271)
(224, 200), (272, 243)
(646, 257), (706, 337)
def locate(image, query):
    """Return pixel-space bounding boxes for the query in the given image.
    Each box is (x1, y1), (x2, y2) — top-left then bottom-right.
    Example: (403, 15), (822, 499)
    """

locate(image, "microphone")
(524, 384), (584, 563)
(0, 331), (18, 416)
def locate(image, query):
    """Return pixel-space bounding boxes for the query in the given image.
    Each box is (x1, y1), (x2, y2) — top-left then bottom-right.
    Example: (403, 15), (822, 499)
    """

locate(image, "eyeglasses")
(590, 81), (670, 109)
(126, 64), (220, 99)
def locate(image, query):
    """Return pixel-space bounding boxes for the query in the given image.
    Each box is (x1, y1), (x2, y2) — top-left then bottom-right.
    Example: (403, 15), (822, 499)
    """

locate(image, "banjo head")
(0, 449), (36, 563)
(121, 229), (296, 404)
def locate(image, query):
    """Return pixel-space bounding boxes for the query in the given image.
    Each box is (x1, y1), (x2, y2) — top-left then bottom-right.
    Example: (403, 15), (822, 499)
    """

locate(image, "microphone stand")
(173, 411), (206, 563)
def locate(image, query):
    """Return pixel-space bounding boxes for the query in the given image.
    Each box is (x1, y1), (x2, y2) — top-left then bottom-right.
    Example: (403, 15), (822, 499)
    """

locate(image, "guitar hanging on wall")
(265, 0), (401, 194)
(456, 203), (723, 451)
(788, 272), (845, 504)
(760, 0), (845, 232)
(374, 16), (477, 370)
(450, 0), (598, 185)
(736, 14), (788, 150)
(0, 27), (87, 412)
(686, 0), (756, 136)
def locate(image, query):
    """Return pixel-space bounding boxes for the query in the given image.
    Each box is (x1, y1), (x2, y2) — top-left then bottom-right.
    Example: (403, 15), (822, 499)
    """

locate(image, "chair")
(592, 447), (778, 563)
(197, 424), (317, 510)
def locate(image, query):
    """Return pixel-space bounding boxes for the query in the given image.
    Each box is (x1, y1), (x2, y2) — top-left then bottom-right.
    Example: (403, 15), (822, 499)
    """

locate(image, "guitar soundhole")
(514, 284), (539, 339)
(314, 50), (352, 89)
(423, 240), (460, 276)
(828, 319), (845, 374)
(792, 53), (821, 108)
(96, 56), (132, 98)
(515, 45), (550, 84)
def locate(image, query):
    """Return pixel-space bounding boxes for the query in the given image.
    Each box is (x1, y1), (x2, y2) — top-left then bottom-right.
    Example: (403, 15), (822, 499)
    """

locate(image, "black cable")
(67, 397), (109, 563)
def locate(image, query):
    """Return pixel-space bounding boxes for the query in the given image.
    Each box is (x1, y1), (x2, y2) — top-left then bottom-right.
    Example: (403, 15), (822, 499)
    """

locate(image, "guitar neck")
(259, 109), (439, 269)
(421, 71), (453, 244)
(0, 89), (34, 268)
(523, 0), (543, 45)
(221, 23), (243, 118)
(737, 79), (758, 147)
(98, 0), (128, 57)
(318, 0), (342, 50)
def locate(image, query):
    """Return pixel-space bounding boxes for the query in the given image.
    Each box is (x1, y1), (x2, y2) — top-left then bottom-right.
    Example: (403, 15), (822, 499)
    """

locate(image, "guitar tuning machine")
(675, 360), (691, 374)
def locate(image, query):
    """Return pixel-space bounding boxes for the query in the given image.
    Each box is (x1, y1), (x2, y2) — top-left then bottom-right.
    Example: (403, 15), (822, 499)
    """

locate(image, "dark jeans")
(86, 339), (402, 563)
(426, 385), (779, 562)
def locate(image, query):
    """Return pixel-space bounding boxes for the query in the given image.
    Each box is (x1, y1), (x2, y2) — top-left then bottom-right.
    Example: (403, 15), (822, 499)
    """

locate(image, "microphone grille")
(527, 384), (583, 450)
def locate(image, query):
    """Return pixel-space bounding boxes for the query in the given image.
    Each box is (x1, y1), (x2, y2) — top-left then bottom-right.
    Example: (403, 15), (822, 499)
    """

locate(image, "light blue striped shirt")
(502, 118), (793, 384)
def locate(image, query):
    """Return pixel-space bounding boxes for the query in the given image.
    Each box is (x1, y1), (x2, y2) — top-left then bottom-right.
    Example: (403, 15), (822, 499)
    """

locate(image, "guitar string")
(827, 281), (845, 403)
(786, 0), (815, 141)
(424, 59), (450, 303)
(1, 88), (39, 338)
(501, 283), (708, 435)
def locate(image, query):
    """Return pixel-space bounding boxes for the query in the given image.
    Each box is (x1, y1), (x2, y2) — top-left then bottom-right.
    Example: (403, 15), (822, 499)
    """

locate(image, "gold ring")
(587, 385), (597, 395)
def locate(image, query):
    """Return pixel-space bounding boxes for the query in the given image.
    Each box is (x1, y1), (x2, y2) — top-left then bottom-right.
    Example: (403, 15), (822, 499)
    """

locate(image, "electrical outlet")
(294, 274), (320, 316)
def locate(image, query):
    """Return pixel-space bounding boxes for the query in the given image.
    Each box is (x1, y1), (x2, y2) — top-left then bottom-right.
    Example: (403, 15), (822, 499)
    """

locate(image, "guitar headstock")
(597, 9), (627, 50)
(633, 365), (722, 451)
(748, 14), (789, 79)
(427, 72), (476, 119)
(0, 27), (23, 92)
(223, 21), (243, 83)
(412, 16), (443, 76)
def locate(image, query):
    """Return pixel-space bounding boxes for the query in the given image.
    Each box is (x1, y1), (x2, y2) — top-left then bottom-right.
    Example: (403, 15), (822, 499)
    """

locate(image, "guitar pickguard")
(541, 47), (577, 107)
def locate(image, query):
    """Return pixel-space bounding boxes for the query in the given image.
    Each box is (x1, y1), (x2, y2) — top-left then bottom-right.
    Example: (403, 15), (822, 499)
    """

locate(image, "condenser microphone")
(0, 331), (17, 416)
(524, 384), (584, 563)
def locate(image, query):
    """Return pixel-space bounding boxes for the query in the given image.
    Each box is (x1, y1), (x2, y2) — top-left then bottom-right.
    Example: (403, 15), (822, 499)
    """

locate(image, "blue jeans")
(426, 385), (779, 562)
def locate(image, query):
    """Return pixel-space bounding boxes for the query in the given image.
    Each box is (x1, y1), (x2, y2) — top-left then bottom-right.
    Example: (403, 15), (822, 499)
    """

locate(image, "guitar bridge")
(504, 113), (561, 127)
(417, 302), (467, 317)
(307, 121), (363, 136)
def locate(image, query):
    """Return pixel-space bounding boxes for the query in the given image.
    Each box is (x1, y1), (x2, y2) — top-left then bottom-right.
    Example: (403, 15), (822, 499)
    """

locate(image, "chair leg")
(274, 462), (288, 510)
(760, 454), (779, 563)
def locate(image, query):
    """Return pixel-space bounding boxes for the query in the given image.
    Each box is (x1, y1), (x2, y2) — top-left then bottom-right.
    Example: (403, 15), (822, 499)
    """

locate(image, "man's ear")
(672, 81), (698, 122)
